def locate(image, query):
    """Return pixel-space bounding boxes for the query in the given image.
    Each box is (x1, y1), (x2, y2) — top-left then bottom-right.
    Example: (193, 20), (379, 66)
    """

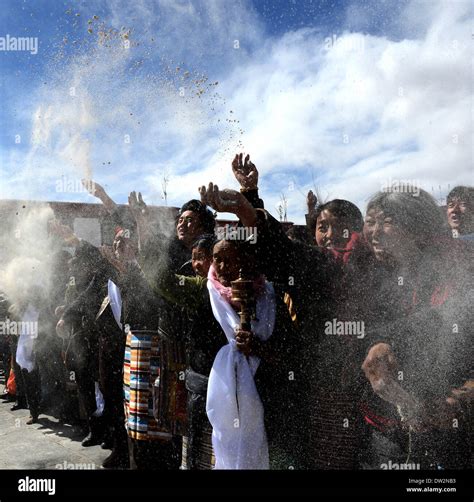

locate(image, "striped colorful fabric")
(123, 330), (173, 441)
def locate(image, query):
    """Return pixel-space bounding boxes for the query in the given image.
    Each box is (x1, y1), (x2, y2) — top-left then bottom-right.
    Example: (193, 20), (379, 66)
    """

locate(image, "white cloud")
(197, 0), (472, 221)
(2, 0), (472, 225)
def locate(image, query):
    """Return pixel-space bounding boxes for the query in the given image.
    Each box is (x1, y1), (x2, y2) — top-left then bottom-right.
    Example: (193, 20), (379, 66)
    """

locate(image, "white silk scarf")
(16, 303), (39, 372)
(205, 278), (276, 469)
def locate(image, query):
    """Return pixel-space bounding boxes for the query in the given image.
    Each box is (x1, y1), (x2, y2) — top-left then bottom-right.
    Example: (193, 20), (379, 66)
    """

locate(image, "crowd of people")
(0, 153), (472, 470)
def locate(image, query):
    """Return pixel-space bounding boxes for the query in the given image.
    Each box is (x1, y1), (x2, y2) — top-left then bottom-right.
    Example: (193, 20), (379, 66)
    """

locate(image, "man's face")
(176, 210), (204, 248)
(315, 209), (352, 250)
(363, 208), (417, 265)
(191, 247), (212, 278)
(447, 197), (473, 234)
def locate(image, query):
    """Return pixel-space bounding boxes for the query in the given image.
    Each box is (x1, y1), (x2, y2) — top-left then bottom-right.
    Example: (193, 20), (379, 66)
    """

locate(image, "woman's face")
(212, 240), (243, 287)
(315, 209), (352, 250)
(192, 247), (212, 278)
(363, 207), (418, 265)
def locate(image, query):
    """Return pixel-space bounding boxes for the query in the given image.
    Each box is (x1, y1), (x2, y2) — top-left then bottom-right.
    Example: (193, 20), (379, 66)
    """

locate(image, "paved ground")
(0, 381), (109, 470)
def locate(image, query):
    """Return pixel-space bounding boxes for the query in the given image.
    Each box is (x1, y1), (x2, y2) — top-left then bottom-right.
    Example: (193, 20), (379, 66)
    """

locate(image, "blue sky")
(0, 0), (471, 223)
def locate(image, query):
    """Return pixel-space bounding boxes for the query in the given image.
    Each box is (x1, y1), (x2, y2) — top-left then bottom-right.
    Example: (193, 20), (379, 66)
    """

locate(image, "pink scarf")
(207, 264), (266, 309)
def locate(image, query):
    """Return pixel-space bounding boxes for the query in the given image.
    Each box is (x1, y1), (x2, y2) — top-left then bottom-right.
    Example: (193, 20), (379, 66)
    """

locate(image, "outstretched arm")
(199, 183), (257, 228)
(82, 179), (118, 214)
(128, 191), (154, 250)
(306, 190), (318, 235)
(49, 220), (80, 247)
(306, 190), (317, 217)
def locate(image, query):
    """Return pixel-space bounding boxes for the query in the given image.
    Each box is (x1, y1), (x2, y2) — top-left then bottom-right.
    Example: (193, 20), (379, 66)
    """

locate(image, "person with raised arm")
(201, 156), (350, 469)
(128, 191), (218, 469)
(50, 215), (182, 470)
(81, 179), (134, 231)
(50, 220), (117, 452)
(98, 224), (182, 470)
(139, 217), (300, 469)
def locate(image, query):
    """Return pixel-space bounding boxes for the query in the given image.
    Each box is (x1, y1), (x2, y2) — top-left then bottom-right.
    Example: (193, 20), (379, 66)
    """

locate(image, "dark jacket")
(61, 240), (115, 330)
(355, 237), (473, 469)
(141, 234), (302, 468)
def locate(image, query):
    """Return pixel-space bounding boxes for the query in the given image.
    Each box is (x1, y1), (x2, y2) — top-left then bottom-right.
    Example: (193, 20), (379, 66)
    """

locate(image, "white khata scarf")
(205, 277), (276, 469)
(16, 303), (39, 372)
(108, 279), (122, 330)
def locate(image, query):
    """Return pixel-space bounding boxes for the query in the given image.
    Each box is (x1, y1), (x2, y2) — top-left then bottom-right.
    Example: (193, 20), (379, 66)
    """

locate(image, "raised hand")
(232, 153), (259, 190)
(81, 179), (103, 198)
(128, 191), (148, 220)
(49, 220), (80, 246)
(82, 179), (119, 216)
(199, 183), (243, 213)
(199, 183), (258, 228)
(128, 191), (152, 249)
(307, 190), (318, 212)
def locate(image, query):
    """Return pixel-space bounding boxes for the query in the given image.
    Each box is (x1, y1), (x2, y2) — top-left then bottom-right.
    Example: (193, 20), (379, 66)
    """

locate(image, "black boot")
(101, 438), (114, 449)
(11, 399), (27, 411)
(26, 414), (39, 425)
(100, 426), (114, 449)
(81, 431), (102, 447)
(1, 392), (16, 402)
(102, 446), (130, 469)
(103, 426), (130, 468)
(81, 416), (104, 447)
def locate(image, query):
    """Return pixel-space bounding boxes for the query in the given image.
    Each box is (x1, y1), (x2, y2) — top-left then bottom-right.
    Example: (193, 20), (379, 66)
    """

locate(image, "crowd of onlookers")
(1, 153), (472, 470)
